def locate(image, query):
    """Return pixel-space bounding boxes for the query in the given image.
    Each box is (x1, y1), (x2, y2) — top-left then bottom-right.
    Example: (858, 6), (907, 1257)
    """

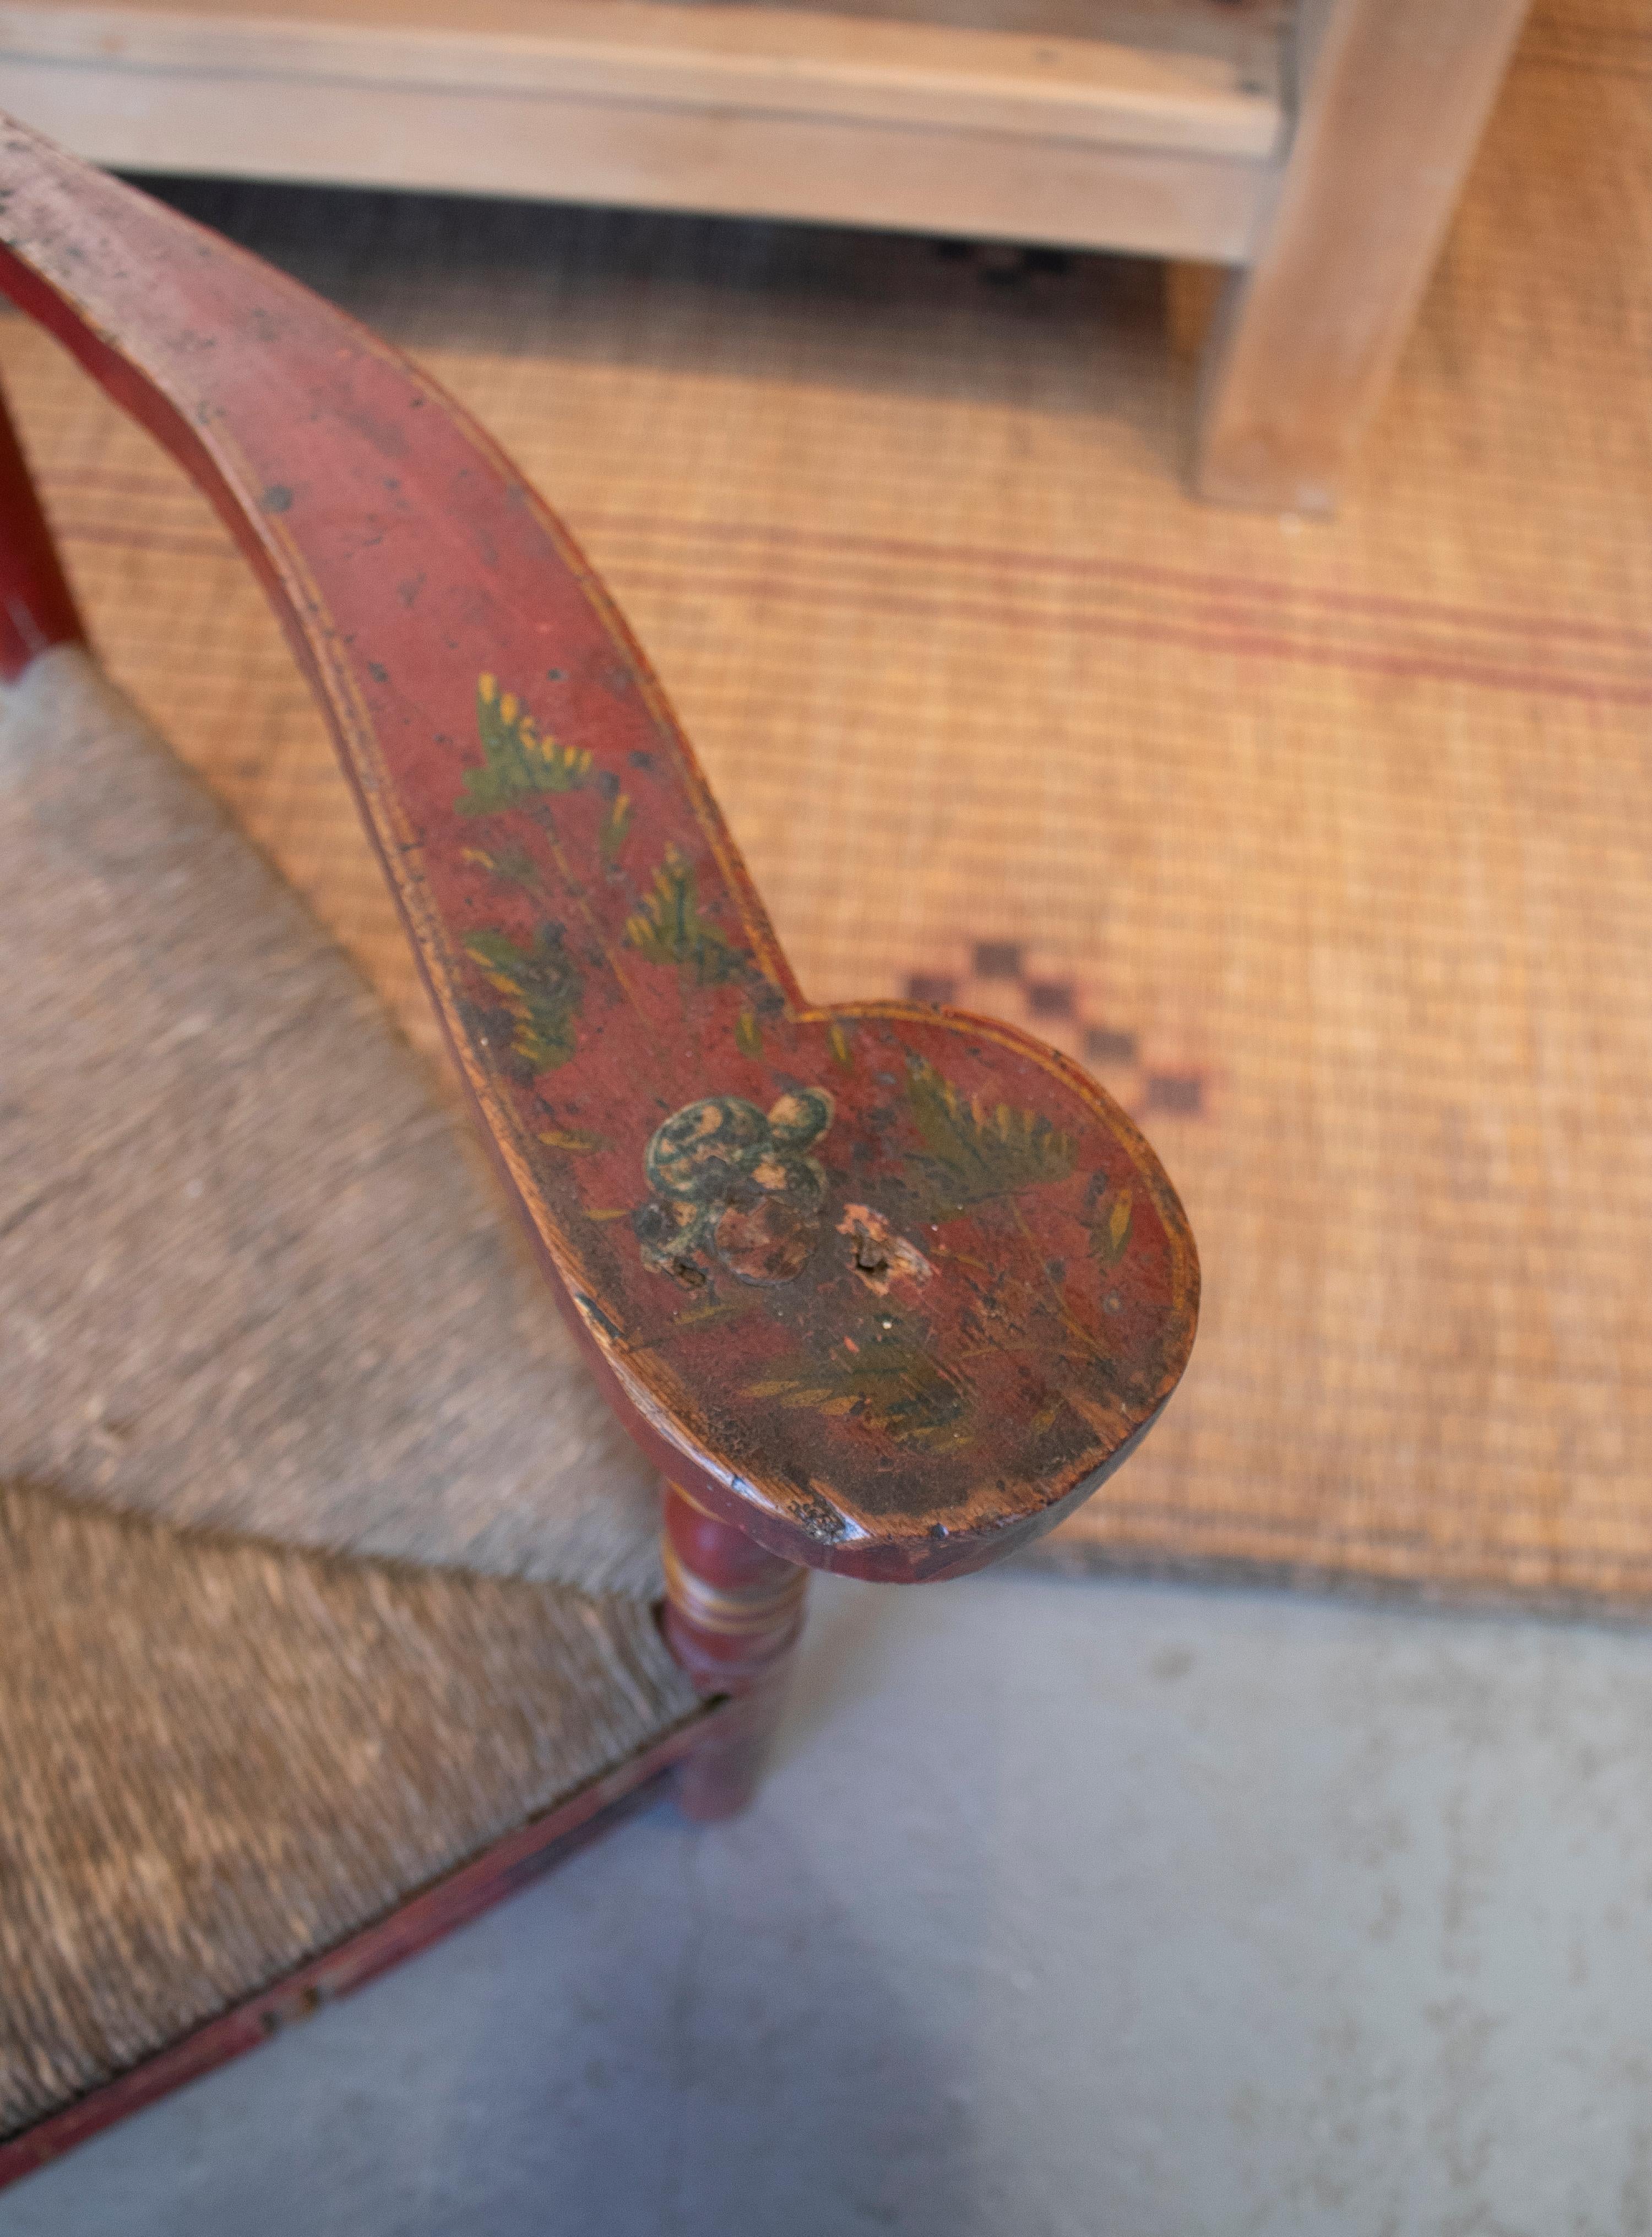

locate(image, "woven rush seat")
(0, 647), (698, 2143)
(0, 118), (1197, 2179)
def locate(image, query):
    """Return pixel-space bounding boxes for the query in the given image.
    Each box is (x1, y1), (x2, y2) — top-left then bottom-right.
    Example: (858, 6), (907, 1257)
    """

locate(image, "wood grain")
(0, 0), (1284, 151)
(0, 0), (1283, 258)
(1193, 0), (1532, 511)
(0, 116), (1198, 1580)
(6, 12), (1640, 1614)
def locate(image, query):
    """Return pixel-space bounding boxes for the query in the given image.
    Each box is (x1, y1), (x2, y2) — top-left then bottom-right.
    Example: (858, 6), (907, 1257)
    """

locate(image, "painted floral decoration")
(635, 1089), (835, 1285)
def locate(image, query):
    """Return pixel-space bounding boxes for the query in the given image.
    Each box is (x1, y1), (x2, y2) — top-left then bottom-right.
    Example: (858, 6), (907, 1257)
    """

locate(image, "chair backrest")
(0, 113), (1197, 1582)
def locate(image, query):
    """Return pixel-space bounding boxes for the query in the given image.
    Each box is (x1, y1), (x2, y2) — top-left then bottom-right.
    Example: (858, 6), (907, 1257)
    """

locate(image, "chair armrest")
(0, 114), (1197, 1581)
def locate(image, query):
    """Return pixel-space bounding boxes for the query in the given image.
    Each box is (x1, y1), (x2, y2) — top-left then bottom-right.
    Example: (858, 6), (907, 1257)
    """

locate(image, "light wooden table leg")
(1192, 0), (1531, 514)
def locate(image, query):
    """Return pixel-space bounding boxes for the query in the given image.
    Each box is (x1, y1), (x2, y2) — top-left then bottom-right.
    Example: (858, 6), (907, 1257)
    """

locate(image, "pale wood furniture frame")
(0, 0), (1528, 502)
(1193, 0), (1531, 510)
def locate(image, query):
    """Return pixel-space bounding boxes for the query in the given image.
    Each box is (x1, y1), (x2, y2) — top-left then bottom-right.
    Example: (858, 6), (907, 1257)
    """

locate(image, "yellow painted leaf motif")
(459, 674), (594, 813)
(1108, 1188), (1134, 1256)
(599, 789), (633, 865)
(1089, 1184), (1134, 1266)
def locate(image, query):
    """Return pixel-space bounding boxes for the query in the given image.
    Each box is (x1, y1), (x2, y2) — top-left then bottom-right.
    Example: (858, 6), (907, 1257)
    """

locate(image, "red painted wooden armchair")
(0, 116), (1196, 2186)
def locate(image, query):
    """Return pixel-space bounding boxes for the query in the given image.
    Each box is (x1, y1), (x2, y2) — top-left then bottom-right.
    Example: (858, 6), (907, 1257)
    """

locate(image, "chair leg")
(0, 373), (86, 681)
(661, 1480), (807, 1822)
(1192, 0), (1530, 513)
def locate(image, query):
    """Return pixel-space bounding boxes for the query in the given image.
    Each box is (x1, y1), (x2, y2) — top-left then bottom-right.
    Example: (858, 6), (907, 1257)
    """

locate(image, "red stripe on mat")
(41, 470), (1652, 656)
(44, 500), (1652, 707)
(607, 563), (1652, 710)
(580, 511), (1652, 658)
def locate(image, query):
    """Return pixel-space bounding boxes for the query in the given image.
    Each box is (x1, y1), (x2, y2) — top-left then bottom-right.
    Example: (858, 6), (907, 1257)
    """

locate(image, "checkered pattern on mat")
(901, 943), (1211, 1127)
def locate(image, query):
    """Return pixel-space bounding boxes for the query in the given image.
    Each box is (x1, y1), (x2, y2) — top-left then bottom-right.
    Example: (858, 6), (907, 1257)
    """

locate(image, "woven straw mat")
(2, 0), (1648, 1616)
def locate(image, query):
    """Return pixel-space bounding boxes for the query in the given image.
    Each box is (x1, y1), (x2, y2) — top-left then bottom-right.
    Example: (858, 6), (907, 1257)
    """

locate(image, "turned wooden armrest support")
(0, 115), (1197, 1590)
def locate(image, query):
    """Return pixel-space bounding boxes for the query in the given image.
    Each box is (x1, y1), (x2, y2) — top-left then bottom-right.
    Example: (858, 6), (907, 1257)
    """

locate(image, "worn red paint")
(0, 379), (85, 680)
(0, 115), (1196, 1580)
(661, 1479), (807, 1819)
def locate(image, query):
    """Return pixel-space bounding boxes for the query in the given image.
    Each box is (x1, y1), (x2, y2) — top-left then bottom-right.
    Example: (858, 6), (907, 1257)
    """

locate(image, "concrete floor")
(6, 1566), (1652, 2236)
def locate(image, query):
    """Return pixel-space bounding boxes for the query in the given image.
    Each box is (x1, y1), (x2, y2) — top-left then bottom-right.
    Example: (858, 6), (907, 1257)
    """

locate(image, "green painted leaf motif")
(463, 924), (584, 1072)
(624, 844), (745, 985)
(749, 1330), (969, 1452)
(904, 1055), (1076, 1217)
(458, 674), (594, 815)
